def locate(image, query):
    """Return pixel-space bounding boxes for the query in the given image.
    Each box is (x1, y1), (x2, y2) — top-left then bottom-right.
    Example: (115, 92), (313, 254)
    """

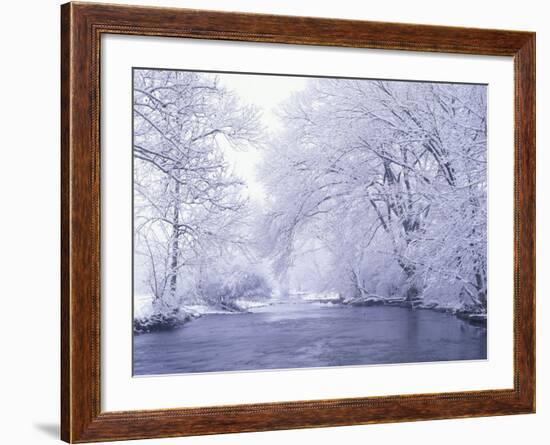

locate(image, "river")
(133, 301), (487, 376)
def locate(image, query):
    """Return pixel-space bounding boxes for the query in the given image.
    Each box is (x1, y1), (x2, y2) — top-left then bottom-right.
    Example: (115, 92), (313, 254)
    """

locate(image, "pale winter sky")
(217, 72), (326, 289)
(217, 72), (308, 203)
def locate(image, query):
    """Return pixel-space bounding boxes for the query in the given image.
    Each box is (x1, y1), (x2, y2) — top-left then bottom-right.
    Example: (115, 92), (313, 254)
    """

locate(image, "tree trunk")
(169, 179), (180, 299)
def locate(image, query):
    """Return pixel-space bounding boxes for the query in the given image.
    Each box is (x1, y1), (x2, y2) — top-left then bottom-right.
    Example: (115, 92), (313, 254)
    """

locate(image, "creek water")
(133, 301), (487, 376)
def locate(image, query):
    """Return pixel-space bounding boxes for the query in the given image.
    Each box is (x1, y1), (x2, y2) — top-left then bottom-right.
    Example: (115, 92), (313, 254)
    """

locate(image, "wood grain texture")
(60, 2), (536, 442)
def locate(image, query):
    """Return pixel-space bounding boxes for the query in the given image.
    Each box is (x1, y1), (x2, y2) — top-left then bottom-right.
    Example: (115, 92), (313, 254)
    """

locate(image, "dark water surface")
(133, 302), (487, 375)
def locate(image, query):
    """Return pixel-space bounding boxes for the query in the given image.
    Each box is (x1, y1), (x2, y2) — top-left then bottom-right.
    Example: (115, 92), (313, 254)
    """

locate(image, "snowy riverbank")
(340, 294), (487, 326)
(133, 294), (273, 334)
(134, 290), (487, 335)
(297, 291), (486, 326)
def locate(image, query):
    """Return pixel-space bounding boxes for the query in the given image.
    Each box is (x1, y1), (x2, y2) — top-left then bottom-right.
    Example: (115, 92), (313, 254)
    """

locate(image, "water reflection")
(133, 303), (487, 376)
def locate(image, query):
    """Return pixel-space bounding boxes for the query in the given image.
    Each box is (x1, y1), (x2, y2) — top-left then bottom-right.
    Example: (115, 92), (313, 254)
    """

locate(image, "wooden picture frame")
(61, 2), (535, 442)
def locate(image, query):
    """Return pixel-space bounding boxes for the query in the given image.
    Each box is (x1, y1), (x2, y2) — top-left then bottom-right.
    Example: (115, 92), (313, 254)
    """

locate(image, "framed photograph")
(61, 2), (535, 442)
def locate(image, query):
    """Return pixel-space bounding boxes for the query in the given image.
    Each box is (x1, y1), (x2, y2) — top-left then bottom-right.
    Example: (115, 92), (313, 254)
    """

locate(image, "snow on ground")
(180, 305), (236, 316)
(182, 299), (272, 315)
(233, 299), (272, 310)
(134, 293), (272, 319)
(134, 294), (154, 319)
(298, 291), (341, 302)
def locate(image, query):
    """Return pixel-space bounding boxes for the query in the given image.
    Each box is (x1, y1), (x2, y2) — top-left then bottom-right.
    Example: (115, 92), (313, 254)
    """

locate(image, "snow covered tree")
(133, 69), (262, 315)
(260, 78), (487, 311)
